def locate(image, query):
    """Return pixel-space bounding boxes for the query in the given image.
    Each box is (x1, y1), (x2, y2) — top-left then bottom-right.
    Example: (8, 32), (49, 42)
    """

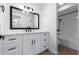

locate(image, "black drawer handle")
(8, 47), (16, 51)
(44, 39), (47, 41)
(32, 40), (33, 45)
(8, 38), (16, 41)
(44, 45), (47, 48)
(43, 34), (47, 36)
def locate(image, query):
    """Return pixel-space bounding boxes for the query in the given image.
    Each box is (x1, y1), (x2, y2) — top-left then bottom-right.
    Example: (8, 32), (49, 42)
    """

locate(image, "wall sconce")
(0, 4), (5, 13)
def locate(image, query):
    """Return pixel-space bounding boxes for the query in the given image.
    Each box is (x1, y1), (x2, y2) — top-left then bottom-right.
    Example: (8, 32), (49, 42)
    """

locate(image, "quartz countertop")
(1, 31), (49, 36)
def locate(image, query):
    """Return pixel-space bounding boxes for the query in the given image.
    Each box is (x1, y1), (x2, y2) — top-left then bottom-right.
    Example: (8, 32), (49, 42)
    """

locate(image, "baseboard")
(59, 38), (78, 51)
(48, 49), (58, 55)
(38, 48), (58, 55)
(38, 49), (48, 55)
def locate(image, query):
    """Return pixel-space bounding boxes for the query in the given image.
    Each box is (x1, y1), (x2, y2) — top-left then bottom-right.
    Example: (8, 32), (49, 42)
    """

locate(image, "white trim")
(48, 49), (58, 55)
(59, 38), (78, 42)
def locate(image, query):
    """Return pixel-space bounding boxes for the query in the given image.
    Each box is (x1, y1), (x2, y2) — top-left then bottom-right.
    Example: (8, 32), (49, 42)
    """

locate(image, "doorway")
(57, 3), (78, 55)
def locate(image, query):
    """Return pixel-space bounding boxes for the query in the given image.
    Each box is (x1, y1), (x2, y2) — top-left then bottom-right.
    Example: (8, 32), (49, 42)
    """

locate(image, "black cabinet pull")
(44, 39), (46, 41)
(34, 40), (35, 44)
(8, 38), (16, 41)
(43, 34), (47, 36)
(44, 45), (47, 48)
(32, 40), (35, 45)
(8, 47), (16, 51)
(32, 40), (33, 45)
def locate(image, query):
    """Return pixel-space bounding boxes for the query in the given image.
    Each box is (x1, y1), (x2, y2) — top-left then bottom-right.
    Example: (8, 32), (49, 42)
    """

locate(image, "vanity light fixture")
(22, 5), (34, 14)
(0, 4), (5, 13)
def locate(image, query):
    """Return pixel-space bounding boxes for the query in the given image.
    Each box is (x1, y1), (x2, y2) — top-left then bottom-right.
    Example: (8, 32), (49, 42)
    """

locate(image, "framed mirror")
(10, 6), (39, 29)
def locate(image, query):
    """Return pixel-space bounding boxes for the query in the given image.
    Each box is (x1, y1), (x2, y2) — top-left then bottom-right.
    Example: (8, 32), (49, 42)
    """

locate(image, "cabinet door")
(33, 39), (41, 55)
(23, 39), (33, 55)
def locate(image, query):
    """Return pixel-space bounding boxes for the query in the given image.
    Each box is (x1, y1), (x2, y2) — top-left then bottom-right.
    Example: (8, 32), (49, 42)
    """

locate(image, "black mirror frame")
(10, 6), (40, 29)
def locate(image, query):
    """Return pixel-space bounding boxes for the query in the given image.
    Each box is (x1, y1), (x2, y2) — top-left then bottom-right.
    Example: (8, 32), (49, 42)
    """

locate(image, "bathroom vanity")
(0, 32), (49, 55)
(0, 5), (48, 55)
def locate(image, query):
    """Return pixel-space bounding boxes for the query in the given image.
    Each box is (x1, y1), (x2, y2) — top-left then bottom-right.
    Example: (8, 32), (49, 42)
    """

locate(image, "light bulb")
(22, 5), (34, 14)
(22, 10), (25, 13)
(59, 3), (64, 6)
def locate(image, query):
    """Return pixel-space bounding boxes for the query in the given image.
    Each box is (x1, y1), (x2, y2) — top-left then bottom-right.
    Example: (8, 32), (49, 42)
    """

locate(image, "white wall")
(0, 3), (58, 54)
(0, 10), (3, 34)
(78, 4), (79, 54)
(0, 3), (44, 34)
(0, 14), (1, 33)
(41, 3), (58, 54)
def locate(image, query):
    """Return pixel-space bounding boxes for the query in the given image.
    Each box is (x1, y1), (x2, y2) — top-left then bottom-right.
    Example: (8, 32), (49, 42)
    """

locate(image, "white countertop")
(1, 31), (49, 36)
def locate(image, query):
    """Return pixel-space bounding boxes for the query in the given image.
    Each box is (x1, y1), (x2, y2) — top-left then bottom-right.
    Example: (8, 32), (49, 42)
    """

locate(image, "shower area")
(57, 3), (78, 55)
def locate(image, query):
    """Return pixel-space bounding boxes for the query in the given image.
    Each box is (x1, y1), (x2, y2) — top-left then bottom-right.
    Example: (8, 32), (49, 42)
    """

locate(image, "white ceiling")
(58, 3), (77, 12)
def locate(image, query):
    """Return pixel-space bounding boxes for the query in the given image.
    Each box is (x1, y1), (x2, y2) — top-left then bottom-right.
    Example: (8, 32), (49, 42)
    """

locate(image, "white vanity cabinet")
(23, 38), (41, 55)
(0, 32), (49, 55)
(23, 34), (41, 55)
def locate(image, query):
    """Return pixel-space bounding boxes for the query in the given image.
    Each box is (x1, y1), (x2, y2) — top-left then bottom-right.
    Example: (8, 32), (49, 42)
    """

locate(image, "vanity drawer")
(23, 34), (41, 40)
(41, 33), (49, 38)
(6, 51), (21, 55)
(2, 43), (22, 55)
(41, 43), (48, 51)
(2, 35), (22, 44)
(41, 38), (48, 43)
(2, 50), (22, 55)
